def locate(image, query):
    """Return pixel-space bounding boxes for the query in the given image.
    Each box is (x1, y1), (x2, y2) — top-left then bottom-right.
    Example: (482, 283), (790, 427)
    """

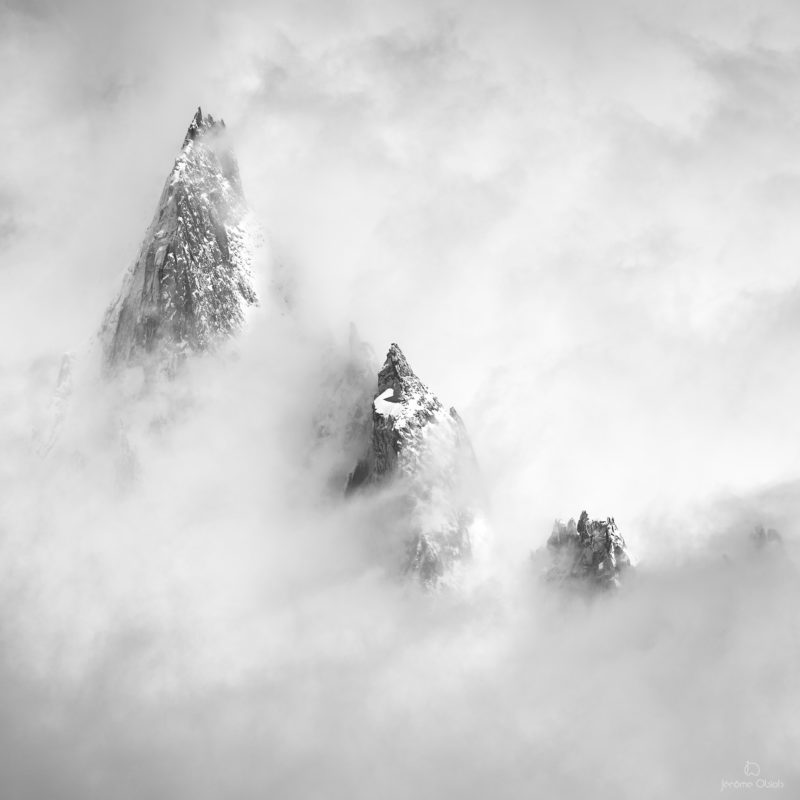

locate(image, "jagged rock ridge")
(546, 511), (632, 588)
(101, 107), (257, 369)
(347, 344), (482, 586)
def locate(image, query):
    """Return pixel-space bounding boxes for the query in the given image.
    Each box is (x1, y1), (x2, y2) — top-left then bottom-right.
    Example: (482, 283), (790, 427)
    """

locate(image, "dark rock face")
(546, 511), (632, 588)
(101, 107), (257, 370)
(347, 343), (482, 586)
(347, 344), (440, 490)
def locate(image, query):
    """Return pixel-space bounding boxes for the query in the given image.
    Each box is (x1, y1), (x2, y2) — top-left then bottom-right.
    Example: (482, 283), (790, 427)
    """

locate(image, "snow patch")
(374, 387), (401, 416)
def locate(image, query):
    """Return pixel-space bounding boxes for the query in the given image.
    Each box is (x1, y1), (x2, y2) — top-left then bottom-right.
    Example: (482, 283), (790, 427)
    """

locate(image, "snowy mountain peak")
(379, 343), (416, 383)
(101, 107), (258, 371)
(347, 344), (484, 586)
(182, 106), (225, 147)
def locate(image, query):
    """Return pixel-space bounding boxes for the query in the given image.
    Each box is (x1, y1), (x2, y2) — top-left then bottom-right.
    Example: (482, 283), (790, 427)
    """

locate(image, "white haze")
(1, 0), (800, 797)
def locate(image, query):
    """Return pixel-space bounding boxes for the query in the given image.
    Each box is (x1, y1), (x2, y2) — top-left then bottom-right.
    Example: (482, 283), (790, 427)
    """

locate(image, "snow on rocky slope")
(101, 107), (258, 372)
(346, 343), (485, 586)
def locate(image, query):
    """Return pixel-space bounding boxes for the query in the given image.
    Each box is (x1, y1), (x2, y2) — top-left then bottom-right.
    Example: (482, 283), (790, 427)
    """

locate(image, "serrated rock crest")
(546, 511), (633, 588)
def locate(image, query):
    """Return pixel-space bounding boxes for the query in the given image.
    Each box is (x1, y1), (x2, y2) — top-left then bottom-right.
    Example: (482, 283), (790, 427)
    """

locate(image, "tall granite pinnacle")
(101, 107), (257, 369)
(347, 343), (483, 586)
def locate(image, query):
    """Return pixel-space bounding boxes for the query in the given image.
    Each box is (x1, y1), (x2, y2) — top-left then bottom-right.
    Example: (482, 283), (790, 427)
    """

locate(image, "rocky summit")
(347, 344), (482, 586)
(100, 107), (257, 370)
(546, 511), (632, 589)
